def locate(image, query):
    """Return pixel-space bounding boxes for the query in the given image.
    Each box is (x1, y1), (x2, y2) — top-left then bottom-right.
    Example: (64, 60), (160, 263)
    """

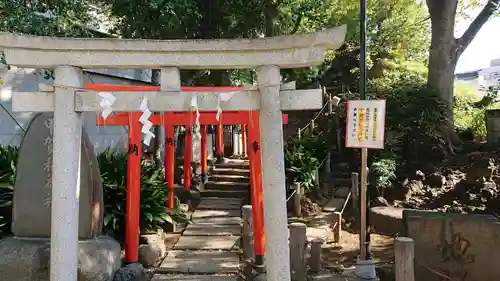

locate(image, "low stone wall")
(403, 210), (500, 281)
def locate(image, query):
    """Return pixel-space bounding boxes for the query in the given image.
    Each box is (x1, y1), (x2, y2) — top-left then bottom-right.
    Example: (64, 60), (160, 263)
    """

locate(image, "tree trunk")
(426, 0), (459, 119)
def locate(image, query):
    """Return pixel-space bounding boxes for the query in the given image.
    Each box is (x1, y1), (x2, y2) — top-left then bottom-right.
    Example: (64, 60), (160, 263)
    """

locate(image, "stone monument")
(0, 113), (121, 281)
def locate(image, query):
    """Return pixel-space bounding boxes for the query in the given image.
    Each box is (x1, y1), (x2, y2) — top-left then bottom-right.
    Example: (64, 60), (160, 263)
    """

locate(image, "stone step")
(196, 199), (242, 210)
(157, 250), (239, 274)
(192, 209), (241, 219)
(205, 181), (250, 190)
(211, 167), (250, 176)
(153, 274), (238, 281)
(332, 163), (351, 172)
(174, 235), (240, 250)
(333, 171), (353, 178)
(201, 189), (249, 199)
(323, 198), (346, 212)
(209, 174), (250, 183)
(334, 186), (351, 198)
(333, 178), (351, 186)
(183, 224), (241, 236)
(216, 162), (249, 170)
(193, 216), (242, 225)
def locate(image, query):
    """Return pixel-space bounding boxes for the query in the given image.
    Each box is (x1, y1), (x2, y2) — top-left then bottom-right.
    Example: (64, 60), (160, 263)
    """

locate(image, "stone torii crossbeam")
(0, 26), (346, 281)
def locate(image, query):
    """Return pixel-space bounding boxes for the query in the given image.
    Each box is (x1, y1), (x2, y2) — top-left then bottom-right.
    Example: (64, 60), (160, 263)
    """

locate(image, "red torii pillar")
(241, 124), (247, 156)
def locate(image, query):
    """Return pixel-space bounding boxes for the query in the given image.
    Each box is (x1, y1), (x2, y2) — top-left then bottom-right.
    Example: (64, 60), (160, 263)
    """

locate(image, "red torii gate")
(85, 84), (286, 266)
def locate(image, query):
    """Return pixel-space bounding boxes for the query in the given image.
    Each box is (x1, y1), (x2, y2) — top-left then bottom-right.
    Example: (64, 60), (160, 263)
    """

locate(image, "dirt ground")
(321, 216), (396, 281)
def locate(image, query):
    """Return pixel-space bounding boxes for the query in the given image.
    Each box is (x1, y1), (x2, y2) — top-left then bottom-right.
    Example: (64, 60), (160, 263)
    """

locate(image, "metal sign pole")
(360, 147), (368, 260)
(359, 0), (368, 261)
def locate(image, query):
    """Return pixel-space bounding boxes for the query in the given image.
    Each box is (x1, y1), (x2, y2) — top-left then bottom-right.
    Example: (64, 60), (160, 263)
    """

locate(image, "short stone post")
(297, 128), (301, 140)
(395, 237), (415, 281)
(314, 167), (320, 188)
(351, 172), (359, 211)
(242, 205), (255, 261)
(332, 211), (342, 243)
(309, 238), (323, 273)
(289, 223), (307, 281)
(293, 182), (302, 217)
(325, 152), (331, 174)
(310, 119), (315, 134)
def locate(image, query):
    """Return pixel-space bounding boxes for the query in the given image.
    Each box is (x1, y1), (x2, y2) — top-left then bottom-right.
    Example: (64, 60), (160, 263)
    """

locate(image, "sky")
(455, 11), (500, 73)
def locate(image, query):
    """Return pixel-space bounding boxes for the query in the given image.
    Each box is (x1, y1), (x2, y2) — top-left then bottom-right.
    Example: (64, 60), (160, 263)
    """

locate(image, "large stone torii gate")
(0, 26), (346, 281)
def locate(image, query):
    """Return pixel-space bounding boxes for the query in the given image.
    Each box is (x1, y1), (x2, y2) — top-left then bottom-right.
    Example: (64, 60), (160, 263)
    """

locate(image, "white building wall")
(0, 66), (152, 153)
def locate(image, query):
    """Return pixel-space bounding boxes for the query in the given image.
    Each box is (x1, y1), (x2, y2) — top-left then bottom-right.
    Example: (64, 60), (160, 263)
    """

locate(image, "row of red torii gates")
(86, 84), (289, 267)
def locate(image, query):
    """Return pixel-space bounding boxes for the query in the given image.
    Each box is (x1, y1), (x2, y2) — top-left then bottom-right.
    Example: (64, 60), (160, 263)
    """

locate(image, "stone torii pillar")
(0, 26), (346, 281)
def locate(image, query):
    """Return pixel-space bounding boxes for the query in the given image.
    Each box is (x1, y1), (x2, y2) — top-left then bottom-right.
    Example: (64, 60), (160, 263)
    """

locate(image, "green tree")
(0, 0), (96, 37)
(426, 0), (500, 119)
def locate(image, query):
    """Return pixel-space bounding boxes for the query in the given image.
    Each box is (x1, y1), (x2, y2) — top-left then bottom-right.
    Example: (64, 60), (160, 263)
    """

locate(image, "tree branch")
(457, 0), (500, 55)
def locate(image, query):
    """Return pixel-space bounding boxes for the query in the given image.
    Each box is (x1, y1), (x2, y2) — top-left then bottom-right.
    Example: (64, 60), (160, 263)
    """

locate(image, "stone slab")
(334, 186), (351, 198)
(192, 209), (241, 219)
(404, 210), (500, 281)
(174, 235), (239, 250)
(197, 198), (242, 210)
(312, 270), (379, 281)
(0, 236), (121, 281)
(199, 197), (242, 204)
(197, 202), (241, 210)
(193, 217), (242, 225)
(152, 274), (238, 281)
(183, 224), (241, 236)
(323, 198), (345, 212)
(158, 250), (239, 273)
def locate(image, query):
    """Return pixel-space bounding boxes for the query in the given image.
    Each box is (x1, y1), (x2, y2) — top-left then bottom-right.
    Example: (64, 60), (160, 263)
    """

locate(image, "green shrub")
(284, 133), (328, 192)
(98, 149), (190, 238)
(0, 146), (190, 239)
(454, 84), (500, 140)
(0, 146), (17, 236)
(370, 153), (398, 197)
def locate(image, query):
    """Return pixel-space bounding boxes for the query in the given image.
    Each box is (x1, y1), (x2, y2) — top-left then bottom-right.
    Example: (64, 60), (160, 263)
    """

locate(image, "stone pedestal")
(0, 236), (121, 281)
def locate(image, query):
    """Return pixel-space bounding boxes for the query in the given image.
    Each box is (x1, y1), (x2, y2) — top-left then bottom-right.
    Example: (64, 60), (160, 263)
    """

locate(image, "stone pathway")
(152, 160), (249, 281)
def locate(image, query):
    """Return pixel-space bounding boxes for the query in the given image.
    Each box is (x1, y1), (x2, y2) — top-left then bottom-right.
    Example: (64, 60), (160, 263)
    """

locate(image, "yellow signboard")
(346, 100), (386, 149)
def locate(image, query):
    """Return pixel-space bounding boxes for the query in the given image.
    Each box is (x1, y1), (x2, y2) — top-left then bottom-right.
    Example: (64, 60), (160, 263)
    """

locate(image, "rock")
(138, 244), (160, 268)
(466, 158), (496, 184)
(0, 236), (121, 281)
(402, 180), (424, 201)
(414, 170), (425, 181)
(481, 181), (498, 201)
(425, 173), (446, 189)
(372, 196), (390, 207)
(113, 263), (147, 281)
(12, 113), (103, 239)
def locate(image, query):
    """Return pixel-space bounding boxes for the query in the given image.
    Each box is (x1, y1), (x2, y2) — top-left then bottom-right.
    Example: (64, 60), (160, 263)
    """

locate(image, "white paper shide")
(139, 97), (155, 146)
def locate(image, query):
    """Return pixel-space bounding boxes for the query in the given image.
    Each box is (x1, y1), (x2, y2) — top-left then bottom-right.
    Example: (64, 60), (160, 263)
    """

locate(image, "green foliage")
(336, 68), (448, 192)
(284, 134), (328, 192)
(98, 150), (191, 238)
(454, 84), (500, 140)
(370, 153), (398, 197)
(0, 146), (190, 239)
(0, 146), (17, 236)
(0, 0), (95, 37)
